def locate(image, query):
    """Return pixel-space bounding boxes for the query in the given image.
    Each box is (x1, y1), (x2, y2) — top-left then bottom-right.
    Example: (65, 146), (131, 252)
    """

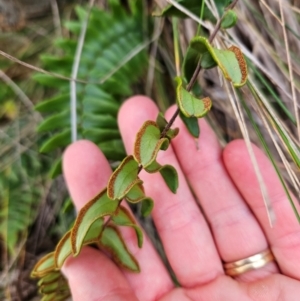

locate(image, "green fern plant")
(1, 0), (149, 260)
(0, 125), (50, 255)
(35, 2), (148, 177)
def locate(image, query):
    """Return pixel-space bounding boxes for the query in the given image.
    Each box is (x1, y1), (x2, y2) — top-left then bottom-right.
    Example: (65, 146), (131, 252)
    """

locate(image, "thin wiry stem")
(70, 0), (95, 142)
(0, 50), (88, 84)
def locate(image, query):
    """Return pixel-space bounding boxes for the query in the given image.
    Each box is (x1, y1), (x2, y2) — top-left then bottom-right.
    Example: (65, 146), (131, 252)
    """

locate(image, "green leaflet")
(55, 218), (104, 268)
(82, 113), (118, 129)
(54, 38), (77, 52)
(156, 112), (168, 132)
(82, 95), (119, 116)
(141, 198), (154, 217)
(125, 183), (146, 203)
(39, 279), (69, 294)
(39, 129), (71, 153)
(35, 93), (70, 113)
(179, 111), (200, 138)
(31, 252), (56, 278)
(38, 272), (61, 286)
(159, 165), (179, 194)
(0, 146), (47, 255)
(98, 139), (126, 161)
(133, 120), (179, 193)
(221, 9), (238, 29)
(112, 206), (143, 248)
(38, 112), (119, 134)
(99, 225), (140, 272)
(49, 158), (62, 179)
(133, 120), (169, 168)
(182, 45), (202, 82)
(190, 36), (248, 87)
(107, 155), (141, 200)
(83, 128), (121, 142)
(54, 231), (72, 268)
(125, 183), (154, 217)
(40, 54), (74, 71)
(166, 128), (180, 140)
(71, 188), (118, 255)
(37, 110), (70, 133)
(33, 74), (64, 88)
(145, 161), (179, 193)
(176, 77), (212, 118)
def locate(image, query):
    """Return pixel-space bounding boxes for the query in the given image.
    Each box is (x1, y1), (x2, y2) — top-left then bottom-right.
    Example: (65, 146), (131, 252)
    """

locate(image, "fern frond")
(35, 3), (148, 171)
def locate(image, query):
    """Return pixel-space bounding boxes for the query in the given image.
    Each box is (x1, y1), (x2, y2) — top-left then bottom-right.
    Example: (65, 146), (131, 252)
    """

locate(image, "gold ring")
(223, 249), (275, 276)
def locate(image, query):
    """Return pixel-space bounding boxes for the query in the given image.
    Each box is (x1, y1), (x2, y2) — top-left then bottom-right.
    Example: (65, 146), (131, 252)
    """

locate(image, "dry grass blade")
(253, 99), (300, 194)
(248, 78), (300, 168)
(223, 80), (276, 226)
(146, 18), (164, 95)
(50, 0), (62, 37)
(278, 0), (300, 142)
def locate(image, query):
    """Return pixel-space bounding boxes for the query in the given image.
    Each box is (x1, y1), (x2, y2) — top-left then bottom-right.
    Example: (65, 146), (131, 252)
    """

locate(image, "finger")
(223, 140), (300, 279)
(62, 247), (138, 301)
(165, 106), (278, 281)
(119, 96), (223, 288)
(63, 140), (111, 208)
(63, 140), (173, 301)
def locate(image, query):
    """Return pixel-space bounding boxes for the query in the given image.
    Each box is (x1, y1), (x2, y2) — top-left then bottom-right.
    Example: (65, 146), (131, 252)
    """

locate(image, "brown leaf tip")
(134, 120), (158, 163)
(203, 97), (212, 111)
(229, 45), (247, 84)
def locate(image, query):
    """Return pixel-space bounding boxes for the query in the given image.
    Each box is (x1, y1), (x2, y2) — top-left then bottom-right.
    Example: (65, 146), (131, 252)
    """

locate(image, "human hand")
(62, 96), (300, 301)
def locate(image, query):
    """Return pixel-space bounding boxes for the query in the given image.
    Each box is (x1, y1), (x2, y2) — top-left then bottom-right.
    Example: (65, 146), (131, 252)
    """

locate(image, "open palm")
(62, 96), (300, 301)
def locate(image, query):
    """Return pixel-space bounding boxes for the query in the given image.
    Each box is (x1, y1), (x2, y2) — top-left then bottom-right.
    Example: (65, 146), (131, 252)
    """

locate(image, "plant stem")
(160, 0), (239, 138)
(103, 0), (240, 230)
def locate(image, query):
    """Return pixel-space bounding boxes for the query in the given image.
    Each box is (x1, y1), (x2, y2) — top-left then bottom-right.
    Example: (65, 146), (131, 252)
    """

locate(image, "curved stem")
(160, 0), (240, 136)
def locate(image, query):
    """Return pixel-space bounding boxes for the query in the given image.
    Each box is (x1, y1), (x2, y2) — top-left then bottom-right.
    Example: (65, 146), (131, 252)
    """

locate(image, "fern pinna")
(35, 2), (148, 178)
